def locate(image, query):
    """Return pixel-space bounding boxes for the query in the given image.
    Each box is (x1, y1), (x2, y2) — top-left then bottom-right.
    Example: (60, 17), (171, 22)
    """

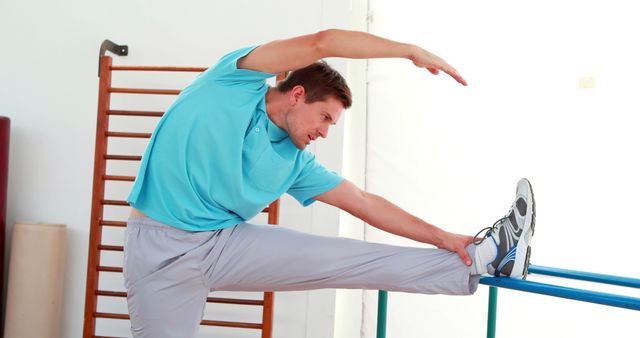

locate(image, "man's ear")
(289, 85), (306, 105)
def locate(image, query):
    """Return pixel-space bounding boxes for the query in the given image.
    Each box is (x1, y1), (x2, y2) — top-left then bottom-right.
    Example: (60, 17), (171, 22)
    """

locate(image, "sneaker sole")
(510, 178), (535, 279)
(522, 246), (532, 280)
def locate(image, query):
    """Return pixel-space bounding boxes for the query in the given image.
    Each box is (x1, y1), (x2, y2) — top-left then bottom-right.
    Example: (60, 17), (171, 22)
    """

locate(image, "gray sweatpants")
(123, 217), (480, 338)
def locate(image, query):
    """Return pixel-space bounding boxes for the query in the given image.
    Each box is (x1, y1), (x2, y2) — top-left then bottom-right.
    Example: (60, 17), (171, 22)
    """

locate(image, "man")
(125, 29), (535, 338)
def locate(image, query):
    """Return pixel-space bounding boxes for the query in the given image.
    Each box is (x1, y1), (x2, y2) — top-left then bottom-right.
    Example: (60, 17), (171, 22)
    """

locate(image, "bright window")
(363, 1), (640, 337)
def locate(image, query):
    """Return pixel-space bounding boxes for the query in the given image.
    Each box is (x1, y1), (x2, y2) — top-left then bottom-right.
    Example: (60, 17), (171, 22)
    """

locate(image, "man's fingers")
(458, 248), (472, 266)
(442, 66), (468, 86)
(449, 71), (468, 86)
(426, 65), (468, 86)
(464, 236), (474, 247)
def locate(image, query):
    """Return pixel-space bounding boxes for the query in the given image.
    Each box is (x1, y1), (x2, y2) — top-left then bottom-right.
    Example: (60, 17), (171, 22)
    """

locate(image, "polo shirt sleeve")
(287, 152), (344, 207)
(201, 46), (277, 85)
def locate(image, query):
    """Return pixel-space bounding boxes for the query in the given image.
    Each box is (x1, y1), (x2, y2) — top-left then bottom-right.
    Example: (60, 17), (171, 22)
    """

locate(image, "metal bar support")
(376, 290), (388, 338)
(487, 286), (498, 338)
(98, 40), (128, 76)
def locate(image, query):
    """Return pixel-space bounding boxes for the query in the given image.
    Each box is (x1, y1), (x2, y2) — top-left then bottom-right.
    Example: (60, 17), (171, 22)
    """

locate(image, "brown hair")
(276, 61), (352, 109)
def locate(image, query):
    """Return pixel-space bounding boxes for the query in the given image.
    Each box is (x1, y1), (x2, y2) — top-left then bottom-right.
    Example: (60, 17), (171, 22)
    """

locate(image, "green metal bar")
(376, 290), (388, 338)
(487, 286), (498, 338)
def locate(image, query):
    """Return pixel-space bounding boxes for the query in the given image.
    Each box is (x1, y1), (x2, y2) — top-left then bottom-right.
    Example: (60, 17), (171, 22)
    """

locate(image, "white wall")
(0, 1), (356, 337)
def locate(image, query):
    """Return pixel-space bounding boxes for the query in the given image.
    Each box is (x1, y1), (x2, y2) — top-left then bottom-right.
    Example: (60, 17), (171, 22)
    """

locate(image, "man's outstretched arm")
(237, 29), (467, 85)
(314, 180), (474, 266)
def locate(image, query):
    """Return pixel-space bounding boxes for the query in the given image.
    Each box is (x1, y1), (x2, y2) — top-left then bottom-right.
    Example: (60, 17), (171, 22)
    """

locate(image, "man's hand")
(409, 46), (467, 86)
(434, 231), (474, 266)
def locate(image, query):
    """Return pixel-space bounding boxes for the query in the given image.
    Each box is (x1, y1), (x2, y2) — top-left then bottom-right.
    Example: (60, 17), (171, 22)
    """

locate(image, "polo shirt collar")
(266, 117), (288, 142)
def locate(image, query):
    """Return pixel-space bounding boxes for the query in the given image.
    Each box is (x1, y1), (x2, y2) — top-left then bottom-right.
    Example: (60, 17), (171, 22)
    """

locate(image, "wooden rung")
(207, 297), (264, 306)
(106, 131), (151, 139)
(109, 87), (181, 95)
(104, 154), (142, 161)
(110, 65), (207, 72)
(98, 245), (123, 252)
(97, 266), (123, 273)
(103, 175), (136, 182)
(107, 110), (164, 117)
(95, 310), (267, 330)
(93, 291), (266, 307)
(102, 199), (129, 206)
(200, 319), (262, 330)
(100, 220), (127, 227)
(96, 290), (126, 298)
(95, 312), (129, 320)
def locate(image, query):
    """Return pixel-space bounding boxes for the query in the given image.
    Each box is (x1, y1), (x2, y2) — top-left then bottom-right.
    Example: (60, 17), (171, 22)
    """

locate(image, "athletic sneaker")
(474, 178), (536, 279)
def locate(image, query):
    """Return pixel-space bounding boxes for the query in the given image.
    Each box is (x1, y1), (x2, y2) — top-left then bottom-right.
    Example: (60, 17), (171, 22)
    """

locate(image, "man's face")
(284, 90), (344, 150)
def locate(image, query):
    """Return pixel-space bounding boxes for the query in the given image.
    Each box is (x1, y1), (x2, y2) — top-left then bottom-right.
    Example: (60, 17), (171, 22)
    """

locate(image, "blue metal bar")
(479, 276), (640, 311)
(376, 290), (388, 338)
(529, 265), (640, 289)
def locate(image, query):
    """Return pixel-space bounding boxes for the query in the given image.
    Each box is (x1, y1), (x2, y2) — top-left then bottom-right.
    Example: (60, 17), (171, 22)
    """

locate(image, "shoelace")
(473, 216), (507, 245)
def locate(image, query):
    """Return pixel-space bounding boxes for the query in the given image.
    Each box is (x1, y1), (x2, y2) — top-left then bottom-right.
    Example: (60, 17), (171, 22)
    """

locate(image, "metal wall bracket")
(98, 40), (128, 76)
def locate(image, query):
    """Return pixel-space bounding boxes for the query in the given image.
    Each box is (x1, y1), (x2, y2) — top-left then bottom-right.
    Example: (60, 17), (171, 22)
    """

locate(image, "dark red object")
(0, 116), (10, 336)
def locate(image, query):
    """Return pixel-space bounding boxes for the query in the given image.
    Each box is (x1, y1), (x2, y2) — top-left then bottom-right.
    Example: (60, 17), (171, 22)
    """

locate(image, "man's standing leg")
(124, 217), (213, 338)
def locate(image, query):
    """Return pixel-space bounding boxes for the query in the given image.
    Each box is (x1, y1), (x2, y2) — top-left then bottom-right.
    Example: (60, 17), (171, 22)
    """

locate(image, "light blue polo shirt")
(128, 46), (344, 231)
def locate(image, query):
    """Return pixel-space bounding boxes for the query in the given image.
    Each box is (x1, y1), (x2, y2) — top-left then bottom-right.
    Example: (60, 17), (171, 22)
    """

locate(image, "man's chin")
(292, 137), (309, 150)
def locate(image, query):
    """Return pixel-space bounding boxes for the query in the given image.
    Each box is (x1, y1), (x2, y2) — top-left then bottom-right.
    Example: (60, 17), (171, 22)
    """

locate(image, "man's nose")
(318, 125), (329, 138)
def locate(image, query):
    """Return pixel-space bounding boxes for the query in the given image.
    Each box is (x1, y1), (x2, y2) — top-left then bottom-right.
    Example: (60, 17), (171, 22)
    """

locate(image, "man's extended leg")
(123, 216), (474, 338)
(202, 223), (480, 295)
